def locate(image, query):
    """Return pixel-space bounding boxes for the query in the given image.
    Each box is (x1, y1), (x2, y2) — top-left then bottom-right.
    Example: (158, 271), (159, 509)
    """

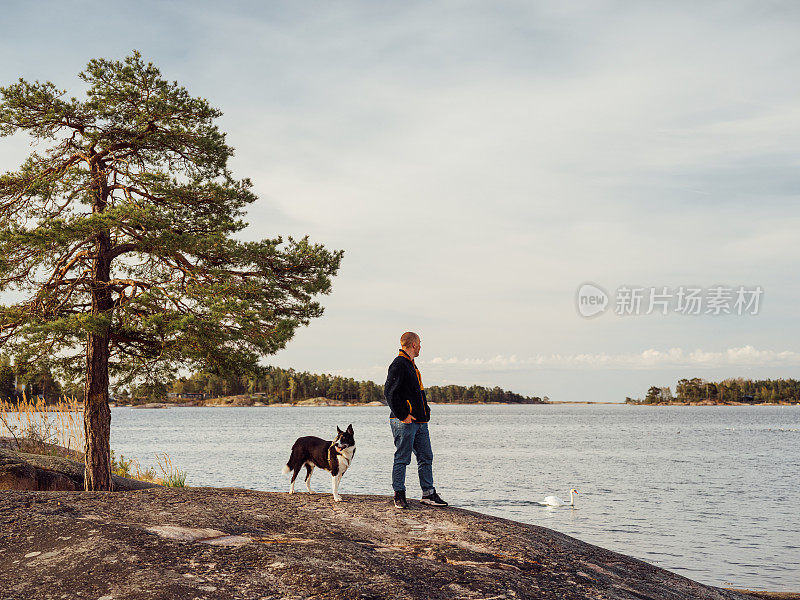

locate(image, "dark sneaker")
(393, 491), (409, 509)
(420, 490), (448, 507)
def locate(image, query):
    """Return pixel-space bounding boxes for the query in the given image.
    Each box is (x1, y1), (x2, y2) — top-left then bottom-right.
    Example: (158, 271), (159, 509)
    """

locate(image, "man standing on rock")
(384, 331), (448, 509)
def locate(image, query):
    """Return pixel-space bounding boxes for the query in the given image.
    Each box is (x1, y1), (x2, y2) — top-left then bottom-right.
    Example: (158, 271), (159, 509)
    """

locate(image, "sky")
(1, 1), (799, 401)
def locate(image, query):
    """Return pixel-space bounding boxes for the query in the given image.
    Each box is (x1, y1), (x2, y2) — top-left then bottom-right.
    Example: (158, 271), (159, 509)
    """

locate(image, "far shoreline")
(115, 399), (548, 409)
(624, 401), (799, 407)
(111, 399), (799, 409)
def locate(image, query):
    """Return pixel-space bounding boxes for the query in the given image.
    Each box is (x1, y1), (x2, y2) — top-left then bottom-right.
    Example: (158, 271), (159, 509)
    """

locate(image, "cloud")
(2, 2), (800, 402)
(420, 346), (800, 370)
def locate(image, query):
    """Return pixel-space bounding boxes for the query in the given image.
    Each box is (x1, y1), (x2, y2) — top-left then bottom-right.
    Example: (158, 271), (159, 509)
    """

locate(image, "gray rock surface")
(0, 487), (761, 600)
(0, 448), (159, 491)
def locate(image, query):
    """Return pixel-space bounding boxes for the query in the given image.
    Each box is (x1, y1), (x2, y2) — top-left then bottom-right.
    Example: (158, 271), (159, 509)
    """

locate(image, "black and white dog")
(282, 425), (356, 502)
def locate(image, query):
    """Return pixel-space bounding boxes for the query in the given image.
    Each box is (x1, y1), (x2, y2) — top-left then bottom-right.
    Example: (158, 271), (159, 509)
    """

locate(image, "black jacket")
(384, 349), (430, 423)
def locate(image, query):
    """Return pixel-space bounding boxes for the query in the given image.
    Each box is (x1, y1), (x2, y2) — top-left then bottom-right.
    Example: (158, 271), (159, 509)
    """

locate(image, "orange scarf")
(398, 349), (424, 391)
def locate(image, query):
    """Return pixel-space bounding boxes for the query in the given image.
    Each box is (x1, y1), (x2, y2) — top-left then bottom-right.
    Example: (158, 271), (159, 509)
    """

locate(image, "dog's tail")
(281, 464), (290, 476)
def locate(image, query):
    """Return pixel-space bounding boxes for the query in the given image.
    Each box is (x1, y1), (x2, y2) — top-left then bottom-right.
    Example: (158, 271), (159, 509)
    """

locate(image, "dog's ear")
(336, 426), (343, 435)
(346, 424), (354, 435)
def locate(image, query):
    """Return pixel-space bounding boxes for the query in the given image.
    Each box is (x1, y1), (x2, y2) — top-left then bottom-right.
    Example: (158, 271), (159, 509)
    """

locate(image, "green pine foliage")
(626, 378), (800, 404)
(0, 51), (342, 488)
(168, 368), (384, 403)
(163, 366), (544, 405)
(425, 383), (542, 404)
(0, 50), (342, 388)
(0, 364), (14, 401)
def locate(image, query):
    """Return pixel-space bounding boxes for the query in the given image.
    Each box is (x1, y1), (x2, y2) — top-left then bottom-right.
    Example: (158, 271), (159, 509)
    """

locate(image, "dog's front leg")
(332, 474), (343, 502)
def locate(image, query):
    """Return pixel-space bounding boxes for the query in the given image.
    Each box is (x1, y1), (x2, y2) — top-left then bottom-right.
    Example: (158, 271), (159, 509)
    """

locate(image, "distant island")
(150, 366), (547, 407)
(2, 359), (546, 407)
(626, 377), (800, 405)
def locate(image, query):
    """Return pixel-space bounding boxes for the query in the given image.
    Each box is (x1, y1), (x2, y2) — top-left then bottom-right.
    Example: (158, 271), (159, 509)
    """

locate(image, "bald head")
(400, 332), (421, 358)
(400, 332), (419, 347)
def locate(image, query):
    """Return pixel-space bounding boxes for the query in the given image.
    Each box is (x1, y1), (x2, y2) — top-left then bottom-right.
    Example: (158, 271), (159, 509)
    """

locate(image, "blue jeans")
(390, 419), (434, 494)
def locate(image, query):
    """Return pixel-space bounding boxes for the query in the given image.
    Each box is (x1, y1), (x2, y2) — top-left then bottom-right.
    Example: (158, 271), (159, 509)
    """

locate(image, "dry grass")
(112, 451), (186, 487)
(0, 394), (84, 458)
(1, 394), (186, 487)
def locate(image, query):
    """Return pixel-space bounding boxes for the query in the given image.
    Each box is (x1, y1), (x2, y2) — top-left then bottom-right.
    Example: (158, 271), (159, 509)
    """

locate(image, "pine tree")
(0, 364), (14, 401)
(0, 52), (342, 489)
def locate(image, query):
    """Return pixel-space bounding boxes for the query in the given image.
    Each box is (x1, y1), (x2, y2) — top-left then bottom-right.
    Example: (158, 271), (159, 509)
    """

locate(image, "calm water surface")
(110, 404), (800, 591)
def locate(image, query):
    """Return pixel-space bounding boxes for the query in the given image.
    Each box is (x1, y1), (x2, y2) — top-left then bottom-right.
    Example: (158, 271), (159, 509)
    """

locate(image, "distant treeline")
(1, 355), (545, 405)
(162, 368), (385, 403)
(425, 384), (543, 404)
(626, 377), (800, 404)
(0, 358), (70, 403)
(157, 366), (545, 405)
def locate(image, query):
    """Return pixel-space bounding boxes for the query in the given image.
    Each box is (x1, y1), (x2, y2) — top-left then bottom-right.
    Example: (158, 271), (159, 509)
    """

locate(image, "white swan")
(542, 488), (578, 507)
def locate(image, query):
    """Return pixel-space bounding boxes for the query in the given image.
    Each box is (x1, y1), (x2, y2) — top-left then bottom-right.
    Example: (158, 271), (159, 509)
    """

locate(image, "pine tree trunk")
(84, 332), (111, 491)
(84, 159), (113, 491)
(83, 242), (113, 490)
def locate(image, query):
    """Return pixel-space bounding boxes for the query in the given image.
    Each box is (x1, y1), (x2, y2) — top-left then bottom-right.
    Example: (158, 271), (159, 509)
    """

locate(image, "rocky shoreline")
(0, 447), (158, 492)
(625, 401), (797, 406)
(119, 398), (537, 409)
(120, 399), (797, 409)
(0, 483), (786, 600)
(125, 398), (385, 409)
(1, 448), (796, 599)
